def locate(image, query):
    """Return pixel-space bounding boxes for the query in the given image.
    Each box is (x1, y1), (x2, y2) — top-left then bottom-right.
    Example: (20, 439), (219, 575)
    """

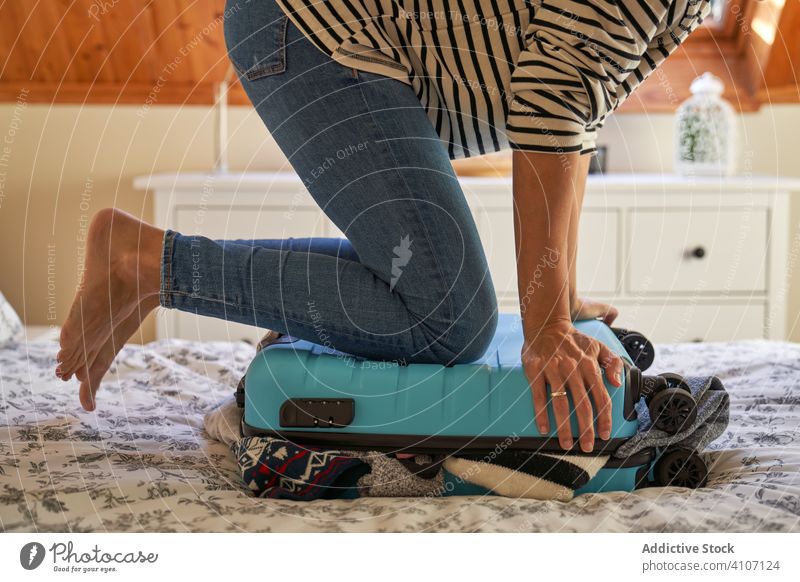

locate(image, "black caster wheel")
(648, 387), (698, 434)
(621, 332), (655, 371)
(659, 372), (691, 391)
(235, 377), (246, 408)
(611, 327), (656, 371)
(654, 448), (709, 488)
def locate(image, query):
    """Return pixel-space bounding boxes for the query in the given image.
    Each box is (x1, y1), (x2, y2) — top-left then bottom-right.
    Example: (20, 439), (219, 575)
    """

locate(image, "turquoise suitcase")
(236, 314), (707, 493)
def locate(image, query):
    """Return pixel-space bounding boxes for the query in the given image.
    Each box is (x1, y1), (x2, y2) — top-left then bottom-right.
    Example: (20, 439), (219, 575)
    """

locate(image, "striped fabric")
(275, 0), (712, 159)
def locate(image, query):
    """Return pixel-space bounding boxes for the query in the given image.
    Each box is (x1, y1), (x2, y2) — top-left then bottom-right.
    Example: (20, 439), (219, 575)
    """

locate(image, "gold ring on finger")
(550, 390), (568, 398)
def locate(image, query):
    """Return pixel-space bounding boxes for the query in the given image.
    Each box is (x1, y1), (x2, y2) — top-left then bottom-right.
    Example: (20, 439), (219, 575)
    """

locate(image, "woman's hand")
(570, 296), (619, 325)
(522, 321), (624, 452)
(511, 149), (623, 452)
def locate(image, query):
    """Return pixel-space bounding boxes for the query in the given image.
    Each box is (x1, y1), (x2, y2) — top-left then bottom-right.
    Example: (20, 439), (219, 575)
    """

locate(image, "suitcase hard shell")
(238, 314), (639, 452)
(236, 314), (708, 493)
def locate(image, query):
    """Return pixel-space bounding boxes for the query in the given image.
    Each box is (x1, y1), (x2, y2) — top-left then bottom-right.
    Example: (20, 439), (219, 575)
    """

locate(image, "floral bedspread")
(1, 334), (799, 532)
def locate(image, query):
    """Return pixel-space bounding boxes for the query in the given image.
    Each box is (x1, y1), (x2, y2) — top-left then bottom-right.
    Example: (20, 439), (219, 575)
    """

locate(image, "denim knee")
(441, 281), (499, 364)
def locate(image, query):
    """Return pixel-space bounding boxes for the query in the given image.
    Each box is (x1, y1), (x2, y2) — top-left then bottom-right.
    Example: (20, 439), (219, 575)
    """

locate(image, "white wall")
(598, 105), (800, 176)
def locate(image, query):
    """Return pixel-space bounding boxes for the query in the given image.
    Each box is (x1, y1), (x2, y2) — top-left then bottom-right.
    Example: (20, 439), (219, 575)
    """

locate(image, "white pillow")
(0, 291), (24, 345)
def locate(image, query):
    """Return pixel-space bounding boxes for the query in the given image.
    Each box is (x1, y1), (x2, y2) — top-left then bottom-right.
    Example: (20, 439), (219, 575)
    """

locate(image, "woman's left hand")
(571, 296), (618, 325)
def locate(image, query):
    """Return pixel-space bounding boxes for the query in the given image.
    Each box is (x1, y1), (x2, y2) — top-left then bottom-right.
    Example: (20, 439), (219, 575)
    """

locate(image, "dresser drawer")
(627, 208), (768, 293)
(613, 302), (765, 342)
(578, 209), (619, 293)
(475, 207), (618, 304)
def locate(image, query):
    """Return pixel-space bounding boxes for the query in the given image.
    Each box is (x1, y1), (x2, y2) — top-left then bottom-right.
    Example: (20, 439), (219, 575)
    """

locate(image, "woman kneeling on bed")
(54, 0), (712, 455)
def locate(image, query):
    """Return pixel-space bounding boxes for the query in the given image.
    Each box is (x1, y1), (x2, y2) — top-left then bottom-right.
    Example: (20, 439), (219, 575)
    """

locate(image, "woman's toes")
(58, 345), (87, 380)
(78, 343), (120, 411)
(74, 296), (160, 412)
(58, 308), (100, 378)
(56, 207), (161, 381)
(80, 380), (97, 412)
(57, 328), (82, 376)
(55, 205), (164, 386)
(56, 346), (77, 374)
(76, 355), (107, 411)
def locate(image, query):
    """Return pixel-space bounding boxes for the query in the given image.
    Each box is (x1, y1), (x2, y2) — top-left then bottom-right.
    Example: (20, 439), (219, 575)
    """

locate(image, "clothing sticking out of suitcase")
(235, 314), (710, 495)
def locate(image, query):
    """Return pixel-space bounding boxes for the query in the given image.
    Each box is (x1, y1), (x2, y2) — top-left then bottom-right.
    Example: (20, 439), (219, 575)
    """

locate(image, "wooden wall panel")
(0, 0), (795, 110)
(0, 10), (32, 80)
(761, 0), (800, 102)
(61, 0), (117, 84)
(197, 0), (231, 83)
(35, 2), (79, 82)
(96, 2), (154, 83)
(0, 0), (234, 104)
(148, 0), (196, 83)
(619, 44), (760, 114)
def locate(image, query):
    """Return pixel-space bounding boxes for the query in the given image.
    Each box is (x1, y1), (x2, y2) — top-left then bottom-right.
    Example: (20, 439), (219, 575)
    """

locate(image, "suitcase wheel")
(620, 332), (656, 371)
(653, 448), (709, 488)
(658, 372), (691, 392)
(648, 387), (697, 434)
(235, 377), (246, 408)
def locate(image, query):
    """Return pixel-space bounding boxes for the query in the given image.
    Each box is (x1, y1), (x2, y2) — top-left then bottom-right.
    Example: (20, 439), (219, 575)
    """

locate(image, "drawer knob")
(689, 246), (706, 259)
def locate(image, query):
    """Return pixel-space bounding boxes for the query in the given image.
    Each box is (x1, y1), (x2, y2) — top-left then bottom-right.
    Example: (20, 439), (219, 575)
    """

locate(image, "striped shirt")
(275, 0), (712, 159)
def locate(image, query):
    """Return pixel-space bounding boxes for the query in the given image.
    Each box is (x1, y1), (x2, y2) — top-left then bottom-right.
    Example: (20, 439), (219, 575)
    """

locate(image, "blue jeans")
(159, 0), (498, 364)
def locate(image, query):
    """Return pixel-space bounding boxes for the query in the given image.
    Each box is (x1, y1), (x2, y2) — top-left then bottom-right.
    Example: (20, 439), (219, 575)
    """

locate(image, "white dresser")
(134, 172), (799, 344)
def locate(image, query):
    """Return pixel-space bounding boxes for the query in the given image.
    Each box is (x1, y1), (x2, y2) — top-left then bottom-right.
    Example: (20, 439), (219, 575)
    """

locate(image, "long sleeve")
(506, 0), (712, 156)
(610, 0), (712, 115)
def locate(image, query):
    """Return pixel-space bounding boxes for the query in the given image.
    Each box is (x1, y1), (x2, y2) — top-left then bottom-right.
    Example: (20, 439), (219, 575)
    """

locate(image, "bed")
(1, 332), (799, 532)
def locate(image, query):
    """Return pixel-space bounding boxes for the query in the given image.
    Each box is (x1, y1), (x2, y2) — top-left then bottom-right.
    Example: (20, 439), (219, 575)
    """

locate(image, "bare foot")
(56, 208), (163, 380)
(74, 295), (161, 411)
